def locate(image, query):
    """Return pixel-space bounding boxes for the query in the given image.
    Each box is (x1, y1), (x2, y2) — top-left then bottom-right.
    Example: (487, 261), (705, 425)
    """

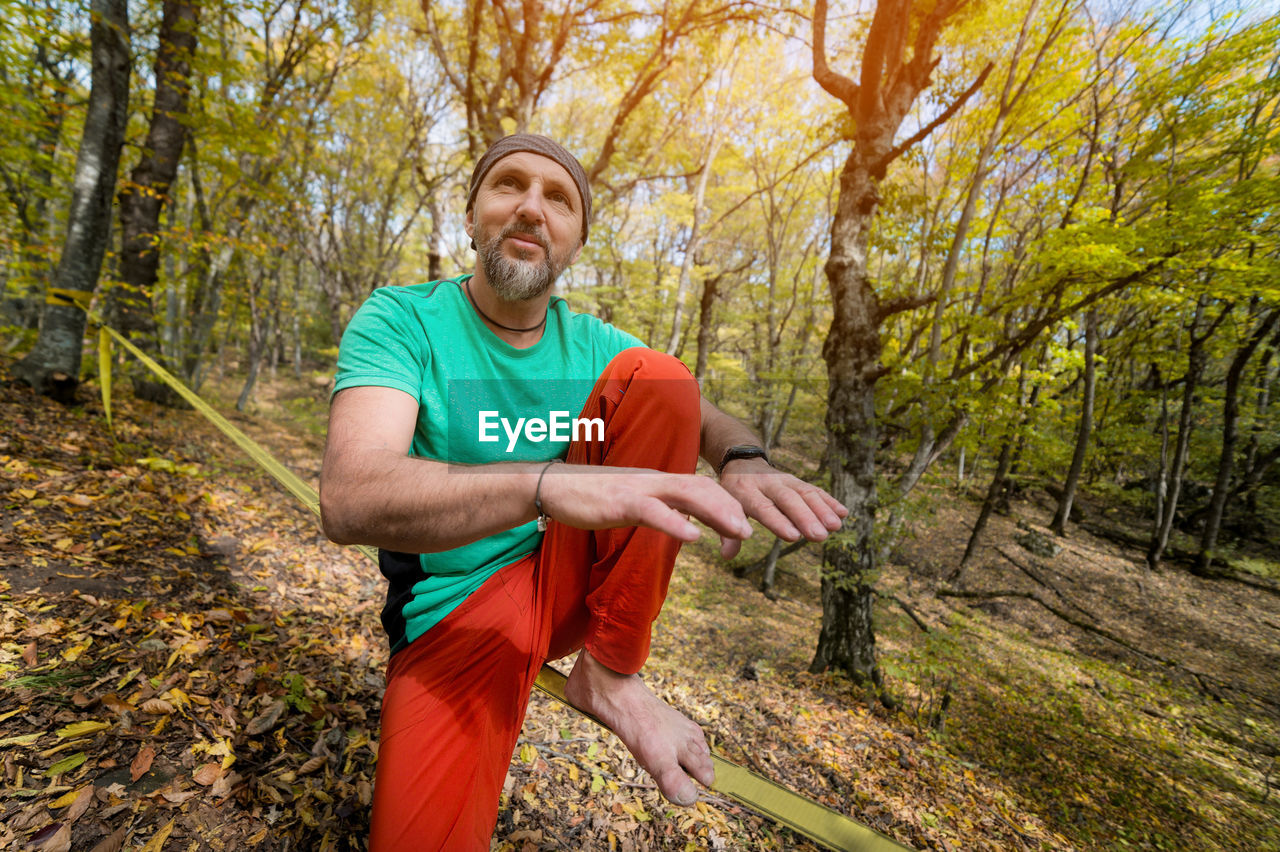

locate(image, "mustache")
(501, 223), (549, 253)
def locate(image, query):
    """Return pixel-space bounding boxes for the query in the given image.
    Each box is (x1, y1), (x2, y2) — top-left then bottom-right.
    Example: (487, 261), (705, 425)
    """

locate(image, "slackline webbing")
(47, 287), (94, 310)
(98, 325), (913, 852)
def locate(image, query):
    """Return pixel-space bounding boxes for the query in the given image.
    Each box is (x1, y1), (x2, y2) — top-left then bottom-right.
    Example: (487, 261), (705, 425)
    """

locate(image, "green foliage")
(1228, 556), (1280, 582)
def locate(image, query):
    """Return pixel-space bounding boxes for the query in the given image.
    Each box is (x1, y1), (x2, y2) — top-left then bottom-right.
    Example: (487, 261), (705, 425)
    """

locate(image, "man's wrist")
(718, 445), (771, 475)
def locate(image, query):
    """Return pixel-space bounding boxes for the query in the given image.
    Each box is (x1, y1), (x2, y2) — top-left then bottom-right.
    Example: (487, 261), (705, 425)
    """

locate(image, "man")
(320, 134), (846, 850)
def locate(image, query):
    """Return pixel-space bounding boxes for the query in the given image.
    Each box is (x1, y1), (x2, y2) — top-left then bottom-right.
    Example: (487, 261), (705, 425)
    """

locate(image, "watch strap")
(718, 444), (770, 475)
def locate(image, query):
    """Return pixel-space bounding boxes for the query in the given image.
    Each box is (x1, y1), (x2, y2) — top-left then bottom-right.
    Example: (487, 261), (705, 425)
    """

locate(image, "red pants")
(369, 349), (701, 851)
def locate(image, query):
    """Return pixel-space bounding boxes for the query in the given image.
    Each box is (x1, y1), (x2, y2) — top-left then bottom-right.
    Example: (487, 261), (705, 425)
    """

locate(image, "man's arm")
(320, 386), (755, 553)
(699, 397), (847, 559)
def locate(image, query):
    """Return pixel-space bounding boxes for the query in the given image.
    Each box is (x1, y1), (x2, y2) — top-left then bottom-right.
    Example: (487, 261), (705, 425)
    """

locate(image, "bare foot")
(563, 649), (714, 806)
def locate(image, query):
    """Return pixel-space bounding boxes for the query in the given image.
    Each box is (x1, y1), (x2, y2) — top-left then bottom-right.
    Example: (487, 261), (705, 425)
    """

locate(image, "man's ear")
(569, 240), (583, 266)
(464, 207), (474, 238)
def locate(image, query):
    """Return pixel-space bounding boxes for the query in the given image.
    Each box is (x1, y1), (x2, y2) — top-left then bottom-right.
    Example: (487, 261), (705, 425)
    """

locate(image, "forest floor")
(1, 358), (1278, 852)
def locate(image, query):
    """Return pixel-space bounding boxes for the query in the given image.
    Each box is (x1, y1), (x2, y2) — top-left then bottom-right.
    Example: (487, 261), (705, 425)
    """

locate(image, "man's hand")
(537, 467), (755, 545)
(716, 457), (847, 559)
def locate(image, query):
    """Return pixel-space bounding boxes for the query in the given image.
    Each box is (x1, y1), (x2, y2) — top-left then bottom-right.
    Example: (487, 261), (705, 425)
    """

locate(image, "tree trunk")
(15, 0), (131, 401)
(6, 54), (72, 316)
(1241, 334), (1277, 515)
(1147, 300), (1224, 571)
(958, 435), (1015, 573)
(760, 538), (783, 599)
(115, 0), (199, 404)
(693, 272), (720, 384)
(1152, 371), (1171, 547)
(1195, 308), (1280, 575)
(427, 191), (443, 282)
(665, 135), (720, 356)
(769, 379), (802, 450)
(236, 268), (277, 411)
(1050, 308), (1098, 535)
(810, 143), (887, 685)
(808, 0), (986, 686)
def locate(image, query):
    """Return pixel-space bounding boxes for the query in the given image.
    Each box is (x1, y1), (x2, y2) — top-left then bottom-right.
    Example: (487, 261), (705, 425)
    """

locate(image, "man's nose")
(514, 186), (546, 224)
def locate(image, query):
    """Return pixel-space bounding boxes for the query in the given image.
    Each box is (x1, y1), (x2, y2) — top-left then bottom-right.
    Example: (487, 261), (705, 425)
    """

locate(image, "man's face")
(467, 152), (584, 302)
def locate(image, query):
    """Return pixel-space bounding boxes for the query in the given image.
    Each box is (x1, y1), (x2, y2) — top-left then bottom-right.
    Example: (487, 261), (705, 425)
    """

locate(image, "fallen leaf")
(297, 755), (326, 776)
(509, 829), (544, 843)
(65, 494), (94, 507)
(130, 746), (155, 782)
(22, 641), (37, 666)
(0, 704), (27, 723)
(46, 752), (87, 777)
(87, 826), (126, 852)
(36, 823), (71, 852)
(11, 805), (48, 831)
(244, 698), (286, 736)
(192, 763), (222, 786)
(160, 790), (200, 804)
(49, 789), (82, 809)
(62, 640), (90, 662)
(210, 770), (241, 799)
(57, 720), (111, 739)
(137, 818), (174, 852)
(67, 786), (95, 822)
(139, 698), (174, 715)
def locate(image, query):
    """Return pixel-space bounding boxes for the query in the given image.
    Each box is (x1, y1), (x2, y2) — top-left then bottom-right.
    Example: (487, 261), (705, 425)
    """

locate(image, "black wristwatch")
(718, 444), (771, 475)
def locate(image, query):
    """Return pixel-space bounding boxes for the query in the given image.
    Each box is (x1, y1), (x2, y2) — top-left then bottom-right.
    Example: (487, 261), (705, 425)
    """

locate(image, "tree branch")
(952, 259), (1167, 383)
(733, 538), (809, 578)
(887, 593), (931, 632)
(811, 0), (858, 110)
(937, 587), (1167, 665)
(995, 547), (1098, 622)
(877, 292), (937, 322)
(877, 61), (994, 171)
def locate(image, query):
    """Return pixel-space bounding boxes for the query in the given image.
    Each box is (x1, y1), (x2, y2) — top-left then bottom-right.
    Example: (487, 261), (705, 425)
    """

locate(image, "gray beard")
(478, 225), (565, 302)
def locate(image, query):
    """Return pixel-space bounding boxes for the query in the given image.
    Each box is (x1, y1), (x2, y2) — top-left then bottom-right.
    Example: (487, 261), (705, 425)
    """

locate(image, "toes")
(680, 738), (716, 788)
(653, 764), (698, 806)
(689, 754), (715, 788)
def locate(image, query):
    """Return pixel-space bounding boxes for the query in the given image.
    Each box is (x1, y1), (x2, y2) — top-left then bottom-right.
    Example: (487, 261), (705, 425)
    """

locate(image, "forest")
(2, 0), (1278, 849)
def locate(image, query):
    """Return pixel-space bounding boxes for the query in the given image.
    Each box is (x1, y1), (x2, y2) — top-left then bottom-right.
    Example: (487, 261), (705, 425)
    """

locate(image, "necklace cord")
(464, 279), (548, 333)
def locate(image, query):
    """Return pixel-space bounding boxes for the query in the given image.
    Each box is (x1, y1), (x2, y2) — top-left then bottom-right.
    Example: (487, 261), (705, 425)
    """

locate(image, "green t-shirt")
(333, 275), (643, 650)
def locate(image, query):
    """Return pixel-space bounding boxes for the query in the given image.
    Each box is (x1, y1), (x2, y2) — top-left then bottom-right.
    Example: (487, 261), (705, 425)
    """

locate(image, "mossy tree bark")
(115, 0), (199, 406)
(808, 0), (991, 684)
(16, 0), (131, 402)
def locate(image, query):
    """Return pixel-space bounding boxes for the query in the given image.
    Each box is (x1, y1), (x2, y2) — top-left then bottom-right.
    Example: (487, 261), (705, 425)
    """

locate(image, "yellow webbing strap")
(98, 328), (113, 431)
(99, 326), (374, 561)
(46, 288), (94, 310)
(100, 325), (913, 852)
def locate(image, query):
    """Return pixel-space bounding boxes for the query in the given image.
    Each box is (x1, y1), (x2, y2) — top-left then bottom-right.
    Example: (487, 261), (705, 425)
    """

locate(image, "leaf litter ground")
(1, 363), (1276, 851)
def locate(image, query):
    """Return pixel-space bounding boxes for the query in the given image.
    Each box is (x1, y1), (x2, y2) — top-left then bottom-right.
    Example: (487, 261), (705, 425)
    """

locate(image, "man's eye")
(550, 193), (569, 206)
